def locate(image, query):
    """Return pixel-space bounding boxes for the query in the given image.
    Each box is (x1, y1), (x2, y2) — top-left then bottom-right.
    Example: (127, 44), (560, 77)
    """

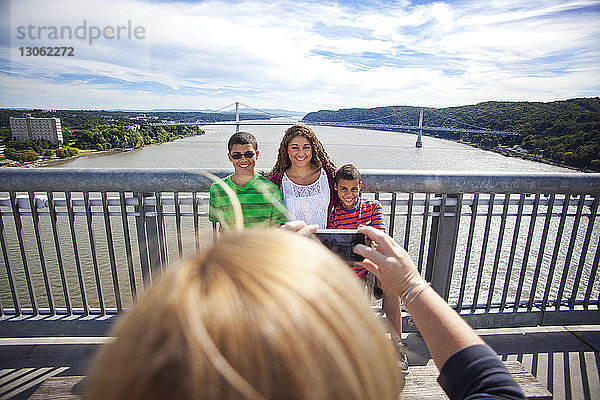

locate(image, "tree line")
(65, 124), (203, 150)
(302, 97), (600, 171)
(0, 109), (207, 163)
(0, 109), (268, 130)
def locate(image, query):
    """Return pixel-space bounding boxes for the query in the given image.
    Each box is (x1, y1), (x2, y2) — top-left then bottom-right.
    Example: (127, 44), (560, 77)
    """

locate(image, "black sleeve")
(437, 344), (525, 400)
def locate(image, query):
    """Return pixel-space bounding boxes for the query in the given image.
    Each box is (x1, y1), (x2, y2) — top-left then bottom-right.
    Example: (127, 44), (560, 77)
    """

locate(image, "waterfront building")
(9, 116), (63, 146)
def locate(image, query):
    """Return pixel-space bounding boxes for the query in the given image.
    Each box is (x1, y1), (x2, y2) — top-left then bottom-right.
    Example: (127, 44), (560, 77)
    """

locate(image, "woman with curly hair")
(268, 125), (338, 228)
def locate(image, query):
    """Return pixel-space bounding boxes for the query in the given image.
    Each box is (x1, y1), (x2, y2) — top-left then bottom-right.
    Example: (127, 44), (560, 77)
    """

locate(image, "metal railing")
(1, 168), (599, 329)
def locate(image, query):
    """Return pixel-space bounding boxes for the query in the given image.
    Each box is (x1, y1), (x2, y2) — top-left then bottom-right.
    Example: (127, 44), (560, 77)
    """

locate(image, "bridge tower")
(235, 101), (240, 133)
(416, 107), (423, 148)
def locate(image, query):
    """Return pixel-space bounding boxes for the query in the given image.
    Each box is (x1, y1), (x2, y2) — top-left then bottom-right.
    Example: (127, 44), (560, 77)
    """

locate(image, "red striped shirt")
(328, 197), (385, 231)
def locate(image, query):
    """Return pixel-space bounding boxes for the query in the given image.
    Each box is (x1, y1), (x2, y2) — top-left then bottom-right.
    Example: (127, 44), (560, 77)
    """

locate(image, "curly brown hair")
(268, 125), (336, 178)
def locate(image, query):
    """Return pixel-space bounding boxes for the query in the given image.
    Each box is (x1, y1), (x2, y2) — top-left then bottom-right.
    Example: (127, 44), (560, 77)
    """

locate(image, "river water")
(4, 122), (596, 313)
(48, 121), (571, 172)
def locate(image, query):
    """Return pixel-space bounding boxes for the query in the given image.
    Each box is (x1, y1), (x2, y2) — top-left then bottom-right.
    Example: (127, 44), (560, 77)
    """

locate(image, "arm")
(368, 200), (386, 232)
(353, 226), (483, 368)
(280, 220), (318, 237)
(327, 207), (338, 228)
(438, 344), (525, 399)
(325, 170), (339, 226)
(208, 183), (218, 223)
(353, 226), (524, 399)
(270, 186), (288, 225)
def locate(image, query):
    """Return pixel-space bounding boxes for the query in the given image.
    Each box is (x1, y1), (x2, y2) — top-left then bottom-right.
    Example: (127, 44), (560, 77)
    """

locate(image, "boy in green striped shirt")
(209, 131), (287, 229)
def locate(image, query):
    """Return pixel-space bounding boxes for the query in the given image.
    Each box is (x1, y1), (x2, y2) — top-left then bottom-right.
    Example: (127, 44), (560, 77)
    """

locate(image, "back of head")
(86, 229), (401, 400)
(228, 131), (258, 152)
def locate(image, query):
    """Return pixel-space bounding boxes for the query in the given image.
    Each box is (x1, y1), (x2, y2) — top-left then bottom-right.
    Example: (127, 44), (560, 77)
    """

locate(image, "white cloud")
(1, 0), (599, 111)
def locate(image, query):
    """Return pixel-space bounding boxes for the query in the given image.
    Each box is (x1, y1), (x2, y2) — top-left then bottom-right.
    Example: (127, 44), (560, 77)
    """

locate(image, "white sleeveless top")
(281, 168), (330, 228)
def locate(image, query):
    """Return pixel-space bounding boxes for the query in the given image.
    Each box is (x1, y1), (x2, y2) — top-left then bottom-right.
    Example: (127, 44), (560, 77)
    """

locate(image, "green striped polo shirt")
(209, 174), (287, 228)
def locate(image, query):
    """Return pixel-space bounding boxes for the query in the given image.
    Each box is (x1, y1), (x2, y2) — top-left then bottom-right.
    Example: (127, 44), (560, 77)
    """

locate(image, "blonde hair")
(86, 229), (402, 400)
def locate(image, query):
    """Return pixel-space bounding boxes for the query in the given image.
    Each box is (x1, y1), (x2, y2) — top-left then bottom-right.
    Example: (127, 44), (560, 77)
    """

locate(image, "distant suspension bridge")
(150, 102), (519, 148)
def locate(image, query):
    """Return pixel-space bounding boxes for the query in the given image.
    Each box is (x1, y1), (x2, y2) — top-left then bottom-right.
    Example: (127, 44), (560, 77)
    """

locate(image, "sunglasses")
(230, 151), (256, 159)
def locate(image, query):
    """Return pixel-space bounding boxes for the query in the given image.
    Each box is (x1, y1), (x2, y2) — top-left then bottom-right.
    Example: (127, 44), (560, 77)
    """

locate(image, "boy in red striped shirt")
(328, 164), (408, 373)
(328, 164), (385, 234)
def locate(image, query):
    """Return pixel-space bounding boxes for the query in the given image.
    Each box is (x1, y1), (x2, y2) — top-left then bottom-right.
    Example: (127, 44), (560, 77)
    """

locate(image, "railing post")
(425, 194), (461, 300)
(135, 193), (162, 285)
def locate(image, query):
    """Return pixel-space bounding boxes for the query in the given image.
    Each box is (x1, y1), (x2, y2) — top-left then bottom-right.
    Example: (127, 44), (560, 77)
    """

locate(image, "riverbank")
(457, 139), (586, 172)
(3, 135), (198, 168)
(0, 149), (125, 168)
(37, 148), (134, 167)
(403, 129), (585, 172)
(1, 122), (206, 168)
(376, 128), (585, 172)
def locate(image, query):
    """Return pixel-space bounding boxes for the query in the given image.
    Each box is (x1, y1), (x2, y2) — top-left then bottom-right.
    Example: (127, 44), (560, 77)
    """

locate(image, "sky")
(0, 0), (599, 113)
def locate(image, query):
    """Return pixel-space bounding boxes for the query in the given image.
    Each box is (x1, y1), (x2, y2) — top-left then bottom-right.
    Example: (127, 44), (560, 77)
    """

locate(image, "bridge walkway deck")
(0, 319), (598, 399)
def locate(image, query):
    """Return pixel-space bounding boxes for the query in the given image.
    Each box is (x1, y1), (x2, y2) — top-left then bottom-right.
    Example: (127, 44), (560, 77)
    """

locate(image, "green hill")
(303, 98), (600, 171)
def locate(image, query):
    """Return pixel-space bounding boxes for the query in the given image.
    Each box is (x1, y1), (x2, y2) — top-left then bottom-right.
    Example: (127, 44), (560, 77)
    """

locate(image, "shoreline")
(1, 127), (206, 168)
(397, 130), (586, 173)
(304, 124), (590, 173)
(37, 148), (137, 168)
(13, 149), (133, 168)
(456, 139), (585, 173)
(7, 135), (194, 168)
(2, 130), (590, 173)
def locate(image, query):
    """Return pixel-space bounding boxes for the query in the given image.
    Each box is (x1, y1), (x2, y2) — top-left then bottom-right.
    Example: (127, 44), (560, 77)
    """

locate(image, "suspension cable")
(237, 102), (293, 119)
(212, 102), (236, 113)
